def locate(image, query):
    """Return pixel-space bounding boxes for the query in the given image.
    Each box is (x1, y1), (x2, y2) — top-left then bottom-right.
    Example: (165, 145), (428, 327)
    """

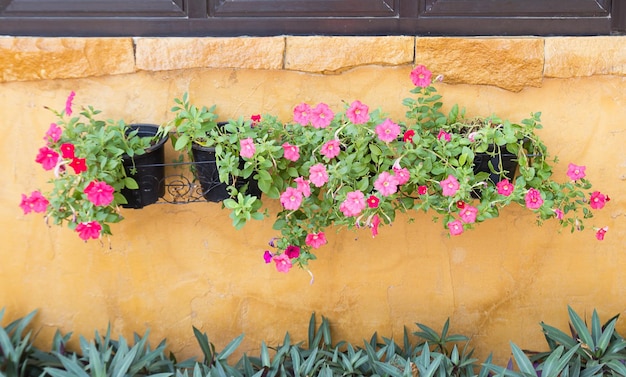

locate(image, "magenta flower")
(374, 171), (399, 197)
(294, 177), (311, 197)
(410, 65), (432, 88)
(273, 253), (292, 273)
(263, 250), (273, 264)
(459, 205), (478, 224)
(239, 138), (256, 159)
(320, 139), (341, 159)
(60, 143), (75, 159)
(69, 158), (87, 174)
(447, 219), (464, 236)
(437, 129), (451, 142)
(19, 194), (32, 215)
(554, 208), (564, 220)
(19, 191), (49, 215)
(309, 163), (329, 187)
(310, 103), (334, 128)
(589, 191), (607, 209)
(418, 185), (428, 195)
(403, 129), (415, 143)
(35, 146), (59, 171)
(75, 221), (101, 241)
(440, 175), (460, 196)
(393, 167), (410, 185)
(567, 163), (586, 181)
(375, 119), (401, 142)
(251, 114), (261, 127)
(285, 245), (301, 259)
(293, 103), (311, 125)
(84, 180), (115, 207)
(282, 142), (300, 162)
(65, 91), (76, 116)
(44, 123), (62, 143)
(280, 187), (303, 210)
(595, 226), (608, 241)
(367, 195), (380, 208)
(346, 100), (369, 124)
(496, 179), (514, 196)
(370, 214), (381, 237)
(339, 190), (366, 217)
(305, 232), (327, 249)
(524, 188), (544, 210)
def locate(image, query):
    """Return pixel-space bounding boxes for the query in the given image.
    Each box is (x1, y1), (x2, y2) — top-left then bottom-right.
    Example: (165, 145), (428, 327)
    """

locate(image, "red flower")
(285, 245), (300, 259)
(403, 129), (415, 143)
(367, 195), (380, 208)
(69, 158), (87, 174)
(75, 221), (101, 241)
(418, 185), (428, 195)
(60, 143), (75, 159)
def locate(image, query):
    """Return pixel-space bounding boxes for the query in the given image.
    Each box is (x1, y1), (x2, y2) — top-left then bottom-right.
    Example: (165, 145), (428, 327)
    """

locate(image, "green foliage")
(0, 308), (37, 377)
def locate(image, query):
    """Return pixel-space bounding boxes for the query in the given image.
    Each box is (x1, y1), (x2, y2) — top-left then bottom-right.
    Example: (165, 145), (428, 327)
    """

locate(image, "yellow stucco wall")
(1, 36), (625, 364)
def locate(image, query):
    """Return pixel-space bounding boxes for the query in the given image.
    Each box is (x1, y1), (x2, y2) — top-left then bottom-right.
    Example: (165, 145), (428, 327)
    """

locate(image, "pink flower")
(239, 138), (256, 159)
(467, 132), (479, 142)
(293, 103), (311, 125)
(374, 171), (399, 197)
(459, 205), (478, 224)
(589, 191), (607, 210)
(320, 139), (341, 159)
(447, 219), (464, 236)
(309, 163), (329, 187)
(306, 232), (327, 249)
(393, 167), (410, 185)
(567, 163), (586, 181)
(44, 123), (62, 143)
(375, 119), (401, 142)
(595, 226), (608, 241)
(524, 188), (544, 210)
(367, 195), (379, 208)
(310, 103), (334, 128)
(437, 129), (451, 142)
(280, 187), (303, 210)
(403, 129), (415, 143)
(251, 114), (261, 127)
(69, 158), (87, 174)
(285, 245), (301, 259)
(440, 175), (460, 196)
(65, 91), (75, 116)
(273, 253), (292, 273)
(19, 194), (32, 215)
(410, 65), (433, 88)
(35, 146), (60, 171)
(418, 185), (428, 195)
(339, 190), (366, 217)
(282, 143), (300, 162)
(370, 214), (381, 237)
(75, 221), (101, 241)
(554, 208), (564, 220)
(496, 179), (514, 196)
(84, 180), (115, 207)
(19, 191), (49, 215)
(60, 143), (75, 159)
(294, 177), (311, 197)
(263, 250), (273, 263)
(346, 100), (369, 124)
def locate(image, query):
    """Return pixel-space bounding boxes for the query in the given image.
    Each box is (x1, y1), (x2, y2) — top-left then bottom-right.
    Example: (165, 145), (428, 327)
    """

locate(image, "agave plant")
(0, 309), (38, 377)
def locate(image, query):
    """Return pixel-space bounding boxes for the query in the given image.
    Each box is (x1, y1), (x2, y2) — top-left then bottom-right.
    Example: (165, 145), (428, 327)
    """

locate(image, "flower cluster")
(20, 92), (154, 240)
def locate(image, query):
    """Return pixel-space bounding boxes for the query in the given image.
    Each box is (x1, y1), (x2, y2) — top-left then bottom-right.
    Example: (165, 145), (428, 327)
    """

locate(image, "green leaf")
(174, 134), (190, 151)
(124, 177), (139, 189)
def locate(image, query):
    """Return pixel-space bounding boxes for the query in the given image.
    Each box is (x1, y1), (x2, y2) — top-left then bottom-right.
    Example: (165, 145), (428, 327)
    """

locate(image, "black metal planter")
(471, 146), (519, 198)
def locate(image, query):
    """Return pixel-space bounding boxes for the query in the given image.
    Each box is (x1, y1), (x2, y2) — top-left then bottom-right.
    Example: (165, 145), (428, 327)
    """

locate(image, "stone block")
(415, 37), (544, 92)
(284, 36), (415, 73)
(135, 37), (285, 71)
(545, 36), (626, 78)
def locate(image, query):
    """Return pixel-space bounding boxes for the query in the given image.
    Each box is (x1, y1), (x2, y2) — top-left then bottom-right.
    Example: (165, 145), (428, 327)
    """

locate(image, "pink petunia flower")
(282, 143), (300, 162)
(459, 205), (478, 224)
(309, 163), (329, 187)
(84, 180), (115, 207)
(567, 163), (586, 181)
(294, 177), (311, 197)
(19, 191), (49, 215)
(339, 190), (366, 217)
(60, 143), (75, 159)
(589, 191), (607, 210)
(375, 119), (401, 142)
(239, 138), (256, 159)
(263, 250), (273, 263)
(410, 65), (433, 88)
(306, 232), (327, 249)
(65, 91), (76, 116)
(75, 221), (101, 241)
(370, 214), (381, 237)
(437, 129), (451, 142)
(554, 208), (564, 220)
(285, 245), (301, 259)
(374, 171), (399, 197)
(524, 188), (544, 210)
(251, 114), (261, 127)
(440, 175), (460, 196)
(595, 226), (608, 241)
(447, 219), (464, 236)
(310, 103), (334, 128)
(273, 253), (292, 273)
(69, 158), (87, 174)
(280, 187), (303, 210)
(496, 179), (514, 196)
(367, 195), (379, 208)
(44, 123), (62, 143)
(418, 185), (428, 195)
(346, 100), (369, 124)
(293, 103), (311, 126)
(35, 146), (60, 171)
(393, 167), (410, 185)
(403, 129), (415, 143)
(320, 139), (341, 159)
